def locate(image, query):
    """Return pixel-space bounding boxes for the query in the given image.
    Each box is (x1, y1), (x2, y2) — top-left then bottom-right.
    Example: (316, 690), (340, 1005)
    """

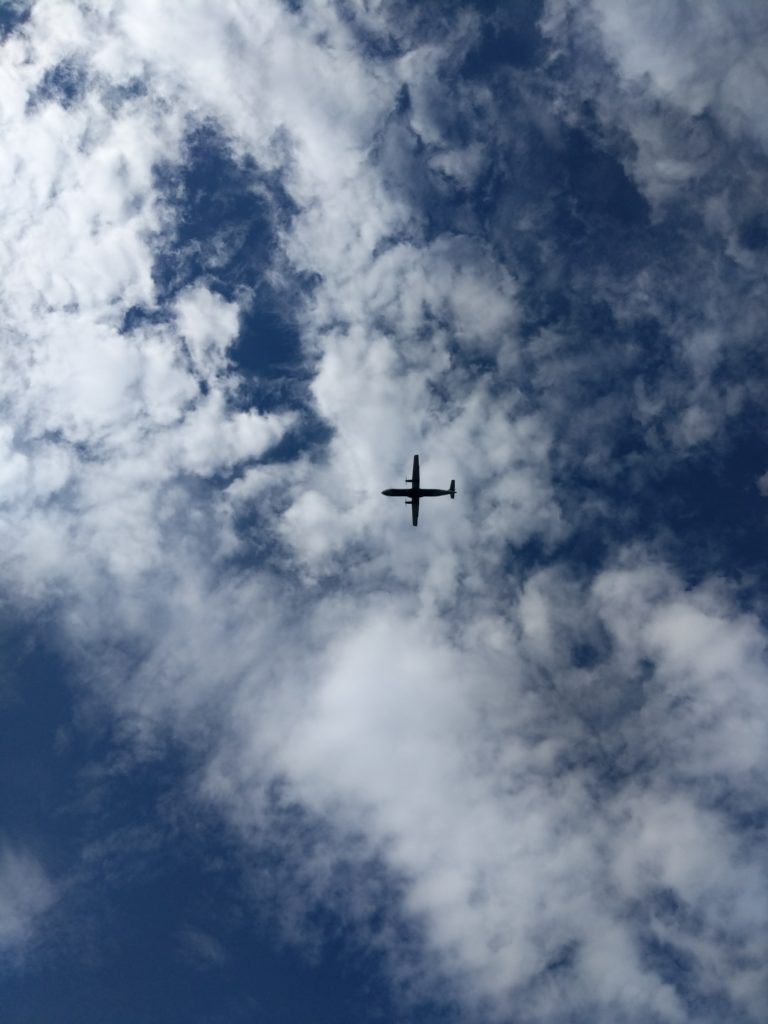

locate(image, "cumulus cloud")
(587, 0), (768, 149)
(177, 551), (767, 1021)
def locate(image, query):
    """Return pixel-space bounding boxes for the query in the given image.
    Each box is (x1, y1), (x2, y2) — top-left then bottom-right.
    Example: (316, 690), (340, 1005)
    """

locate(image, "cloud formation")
(0, 2), (766, 1021)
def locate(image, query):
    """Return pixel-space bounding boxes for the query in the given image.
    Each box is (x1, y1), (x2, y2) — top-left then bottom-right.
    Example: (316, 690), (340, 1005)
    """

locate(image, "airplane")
(382, 455), (455, 526)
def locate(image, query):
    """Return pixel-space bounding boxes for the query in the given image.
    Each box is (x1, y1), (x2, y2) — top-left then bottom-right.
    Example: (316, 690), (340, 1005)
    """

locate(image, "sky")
(0, 1), (767, 1021)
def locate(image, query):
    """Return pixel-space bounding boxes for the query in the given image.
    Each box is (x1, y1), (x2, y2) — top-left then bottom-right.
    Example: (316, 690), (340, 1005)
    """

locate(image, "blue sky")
(0, 1), (767, 1022)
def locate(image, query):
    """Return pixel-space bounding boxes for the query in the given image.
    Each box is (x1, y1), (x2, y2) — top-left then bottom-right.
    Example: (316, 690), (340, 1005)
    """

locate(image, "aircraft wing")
(411, 496), (419, 527)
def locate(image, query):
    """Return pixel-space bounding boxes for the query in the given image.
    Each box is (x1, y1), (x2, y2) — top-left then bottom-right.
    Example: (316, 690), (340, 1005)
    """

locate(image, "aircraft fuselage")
(382, 488), (452, 497)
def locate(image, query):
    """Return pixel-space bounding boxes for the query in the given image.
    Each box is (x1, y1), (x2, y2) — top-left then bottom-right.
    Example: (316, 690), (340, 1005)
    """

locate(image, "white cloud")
(594, 564), (768, 797)
(587, 0), (768, 150)
(192, 552), (768, 1020)
(0, 845), (55, 959)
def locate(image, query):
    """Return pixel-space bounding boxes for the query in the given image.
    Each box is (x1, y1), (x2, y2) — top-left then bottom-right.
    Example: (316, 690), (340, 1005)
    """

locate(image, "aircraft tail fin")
(449, 480), (455, 499)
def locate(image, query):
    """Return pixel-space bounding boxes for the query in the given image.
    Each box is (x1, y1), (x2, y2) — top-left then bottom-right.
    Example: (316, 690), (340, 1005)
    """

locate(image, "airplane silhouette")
(382, 455), (455, 526)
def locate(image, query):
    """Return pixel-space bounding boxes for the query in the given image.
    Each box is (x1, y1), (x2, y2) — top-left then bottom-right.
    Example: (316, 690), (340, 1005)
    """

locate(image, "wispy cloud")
(0, 845), (55, 959)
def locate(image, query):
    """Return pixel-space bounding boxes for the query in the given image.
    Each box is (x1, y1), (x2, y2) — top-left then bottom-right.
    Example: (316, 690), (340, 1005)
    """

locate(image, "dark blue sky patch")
(461, 0), (545, 75)
(0, 580), (465, 1022)
(638, 932), (699, 1005)
(151, 123), (306, 388)
(569, 640), (601, 670)
(456, 63), (768, 592)
(232, 288), (303, 381)
(0, 611), (97, 878)
(4, 839), (425, 1024)
(28, 60), (88, 112)
(227, 791), (466, 1024)
(152, 124), (282, 302)
(474, 112), (652, 295)
(633, 421), (768, 592)
(0, 0), (30, 41)
(537, 410), (768, 601)
(119, 303), (169, 335)
(738, 213), (768, 252)
(564, 127), (650, 228)
(0, 654), (458, 1024)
